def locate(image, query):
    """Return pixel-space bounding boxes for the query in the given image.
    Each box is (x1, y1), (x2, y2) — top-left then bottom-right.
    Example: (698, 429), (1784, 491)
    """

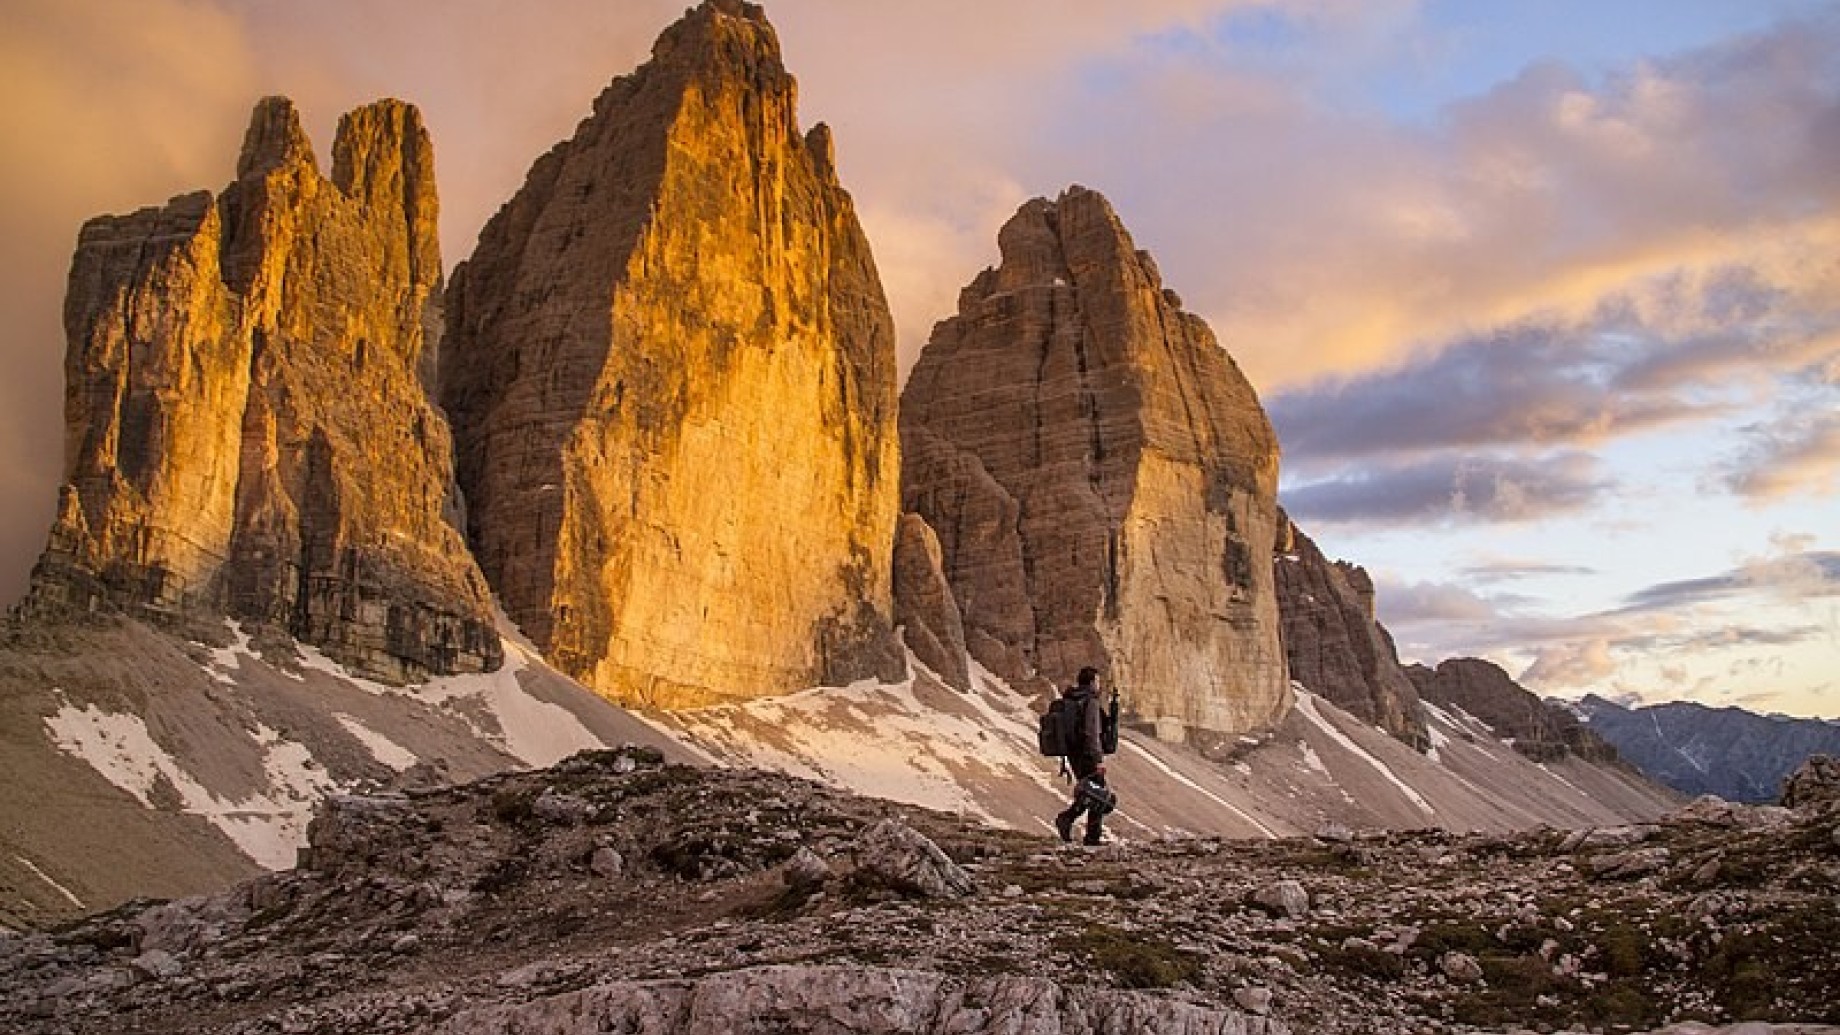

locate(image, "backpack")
(1037, 698), (1072, 757)
(1037, 690), (1121, 757)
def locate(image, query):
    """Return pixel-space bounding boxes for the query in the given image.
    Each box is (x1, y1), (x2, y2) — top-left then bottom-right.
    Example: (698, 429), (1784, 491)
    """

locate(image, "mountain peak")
(901, 184), (1287, 739)
(441, 0), (901, 707)
(236, 95), (316, 179)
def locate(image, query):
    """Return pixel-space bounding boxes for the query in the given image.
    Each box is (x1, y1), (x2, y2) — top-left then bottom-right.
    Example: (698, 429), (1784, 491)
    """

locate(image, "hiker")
(1053, 666), (1116, 845)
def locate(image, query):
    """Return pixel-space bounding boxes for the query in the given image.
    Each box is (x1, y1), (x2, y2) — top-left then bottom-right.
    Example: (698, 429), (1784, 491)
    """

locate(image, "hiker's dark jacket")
(1062, 684), (1105, 769)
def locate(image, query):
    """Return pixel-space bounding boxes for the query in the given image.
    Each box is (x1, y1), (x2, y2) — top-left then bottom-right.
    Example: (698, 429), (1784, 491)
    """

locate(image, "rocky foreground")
(4, 748), (1836, 1035)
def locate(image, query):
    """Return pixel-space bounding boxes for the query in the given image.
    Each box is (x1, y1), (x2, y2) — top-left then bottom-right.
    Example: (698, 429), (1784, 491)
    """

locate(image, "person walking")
(1053, 666), (1115, 845)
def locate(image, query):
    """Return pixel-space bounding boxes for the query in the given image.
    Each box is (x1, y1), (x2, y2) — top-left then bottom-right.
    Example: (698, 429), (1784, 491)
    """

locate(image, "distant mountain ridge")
(1573, 694), (1840, 803)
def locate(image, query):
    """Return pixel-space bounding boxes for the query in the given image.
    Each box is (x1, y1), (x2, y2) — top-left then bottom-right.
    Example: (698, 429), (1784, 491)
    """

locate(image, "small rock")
(781, 848), (832, 890)
(390, 934), (420, 954)
(1439, 951), (1483, 983)
(129, 949), (183, 980)
(532, 790), (595, 826)
(1578, 825), (1657, 849)
(1233, 986), (1273, 1014)
(1691, 857), (1722, 885)
(1001, 884), (1024, 898)
(590, 847), (625, 879)
(1586, 847), (1670, 879)
(1249, 880), (1310, 918)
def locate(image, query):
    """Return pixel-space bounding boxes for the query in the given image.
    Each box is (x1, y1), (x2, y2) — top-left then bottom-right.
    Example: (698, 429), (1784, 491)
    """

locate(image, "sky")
(1, 0), (1835, 718)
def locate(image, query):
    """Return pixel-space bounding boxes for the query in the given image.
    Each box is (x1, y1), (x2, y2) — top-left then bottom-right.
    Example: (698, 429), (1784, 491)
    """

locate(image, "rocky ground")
(3, 747), (1836, 1035)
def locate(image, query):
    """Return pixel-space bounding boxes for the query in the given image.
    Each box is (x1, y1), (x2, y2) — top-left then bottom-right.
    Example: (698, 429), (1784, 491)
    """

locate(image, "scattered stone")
(1438, 952), (1483, 983)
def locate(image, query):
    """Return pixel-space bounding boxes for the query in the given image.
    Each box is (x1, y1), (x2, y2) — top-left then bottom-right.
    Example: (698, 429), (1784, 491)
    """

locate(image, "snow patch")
(1294, 690), (1434, 815)
(333, 714), (418, 771)
(1425, 720), (1451, 765)
(200, 622), (256, 687)
(13, 854), (83, 908)
(1298, 741), (1328, 775)
(293, 635), (605, 768)
(670, 654), (1065, 826)
(44, 696), (338, 869)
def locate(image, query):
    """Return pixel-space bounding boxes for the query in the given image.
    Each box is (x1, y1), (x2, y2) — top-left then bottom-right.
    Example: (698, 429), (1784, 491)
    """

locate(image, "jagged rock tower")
(442, 0), (903, 707)
(30, 98), (501, 680)
(901, 187), (1288, 741)
(1274, 510), (1428, 747)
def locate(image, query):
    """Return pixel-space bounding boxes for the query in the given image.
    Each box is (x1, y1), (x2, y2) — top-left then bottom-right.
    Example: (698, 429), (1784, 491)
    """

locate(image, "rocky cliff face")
(442, 0), (902, 707)
(1410, 659), (1618, 764)
(29, 97), (499, 681)
(1274, 512), (1426, 748)
(891, 514), (971, 691)
(900, 187), (1287, 741)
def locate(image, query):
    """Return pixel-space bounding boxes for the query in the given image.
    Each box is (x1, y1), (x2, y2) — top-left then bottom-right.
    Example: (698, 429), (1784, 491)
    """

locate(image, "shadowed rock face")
(442, 0), (902, 707)
(900, 186), (1287, 741)
(29, 96), (499, 681)
(891, 514), (971, 692)
(1409, 658), (1619, 764)
(1275, 512), (1427, 748)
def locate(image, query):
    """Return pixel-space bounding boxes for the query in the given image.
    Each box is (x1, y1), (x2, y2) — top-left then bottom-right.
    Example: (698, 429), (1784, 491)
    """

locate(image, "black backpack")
(1037, 690), (1121, 757)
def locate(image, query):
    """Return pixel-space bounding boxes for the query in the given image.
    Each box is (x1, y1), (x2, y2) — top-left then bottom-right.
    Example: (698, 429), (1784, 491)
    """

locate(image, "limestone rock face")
(891, 514), (971, 691)
(1408, 659), (1618, 763)
(900, 186), (1288, 740)
(1274, 512), (1427, 748)
(32, 96), (500, 680)
(442, 0), (902, 707)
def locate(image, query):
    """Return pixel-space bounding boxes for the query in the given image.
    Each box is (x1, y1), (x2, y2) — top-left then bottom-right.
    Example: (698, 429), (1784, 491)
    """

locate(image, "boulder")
(1781, 754), (1840, 810)
(851, 820), (974, 899)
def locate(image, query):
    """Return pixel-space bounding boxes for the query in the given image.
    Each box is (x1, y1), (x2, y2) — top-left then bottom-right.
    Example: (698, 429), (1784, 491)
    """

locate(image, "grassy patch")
(1056, 924), (1203, 990)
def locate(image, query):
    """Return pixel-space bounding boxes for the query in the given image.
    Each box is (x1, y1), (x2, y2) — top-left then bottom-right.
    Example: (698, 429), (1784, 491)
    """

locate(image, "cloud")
(1619, 549), (1840, 612)
(1459, 558), (1597, 582)
(1281, 452), (1607, 525)
(1049, 11), (1840, 393)
(1520, 639), (1617, 689)
(1369, 577), (1504, 625)
(1269, 321), (1718, 464)
(1722, 410), (1840, 501)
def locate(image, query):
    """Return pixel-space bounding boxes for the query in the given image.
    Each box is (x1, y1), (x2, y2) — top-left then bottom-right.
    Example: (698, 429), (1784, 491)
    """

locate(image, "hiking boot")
(1083, 821), (1105, 846)
(1054, 811), (1075, 843)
